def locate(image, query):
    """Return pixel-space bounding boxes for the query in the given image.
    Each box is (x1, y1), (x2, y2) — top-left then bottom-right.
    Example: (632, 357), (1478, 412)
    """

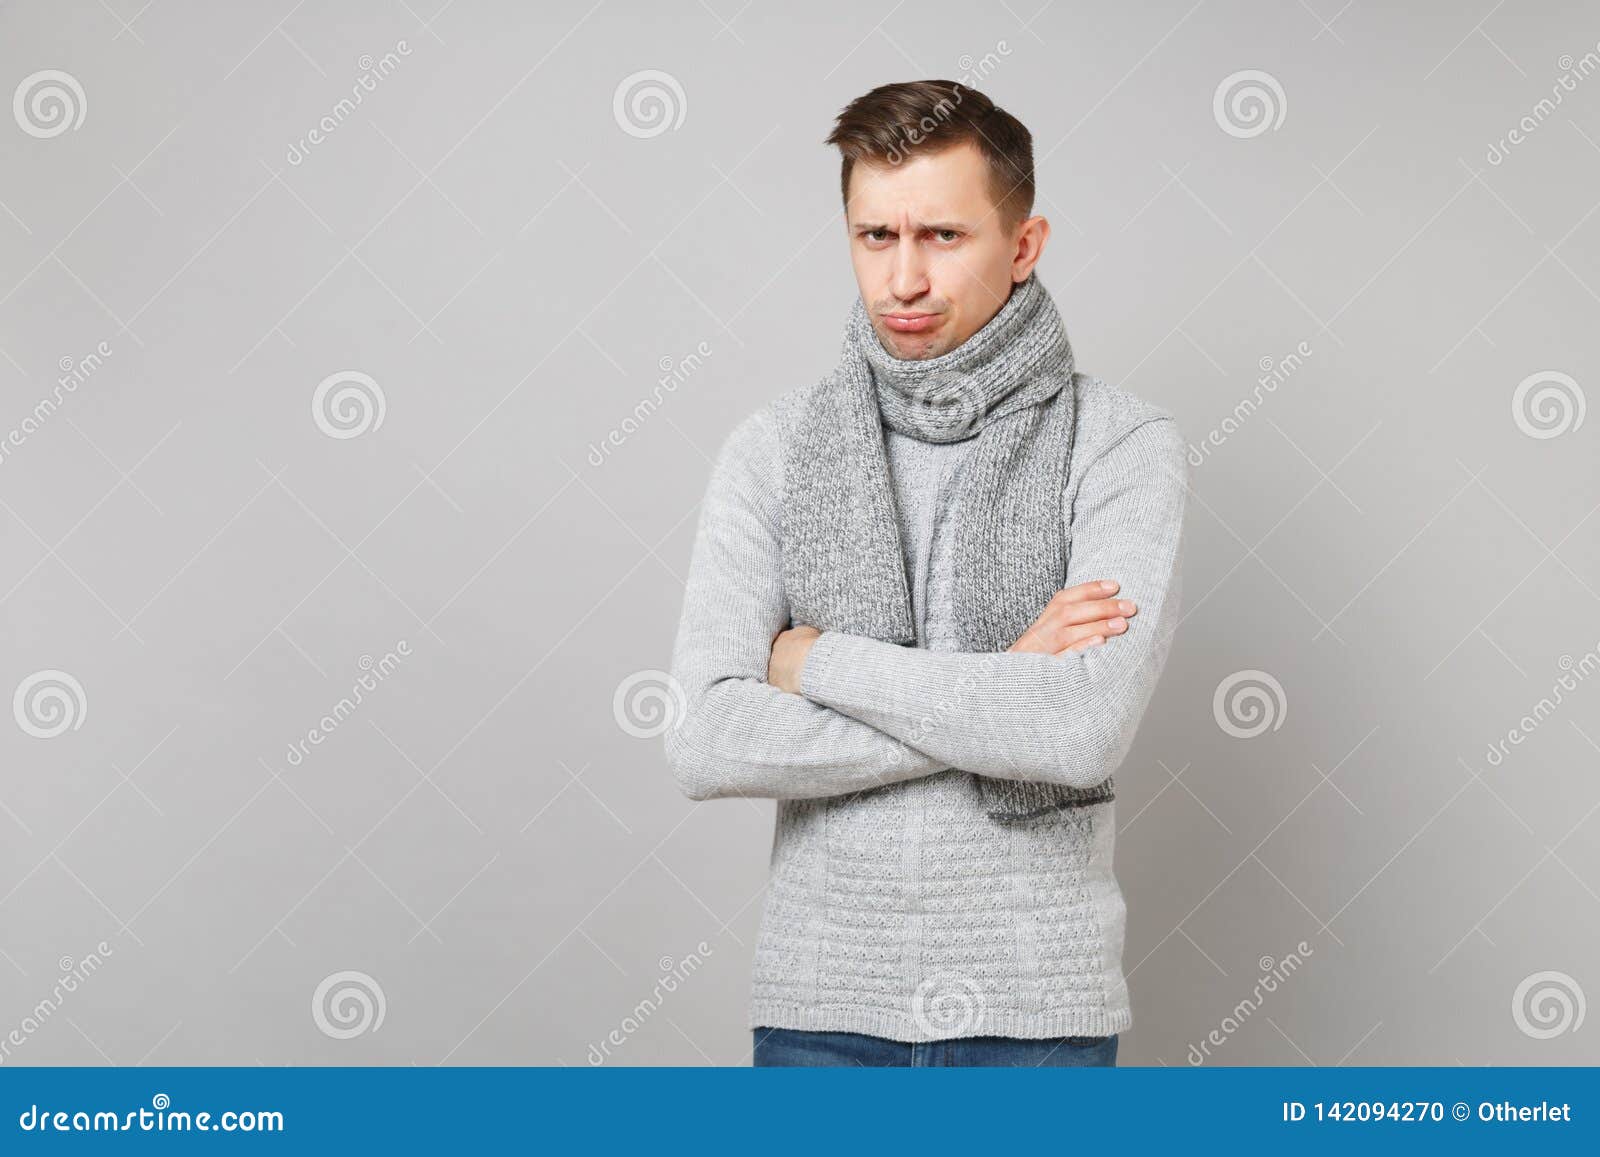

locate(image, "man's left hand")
(768, 625), (822, 694)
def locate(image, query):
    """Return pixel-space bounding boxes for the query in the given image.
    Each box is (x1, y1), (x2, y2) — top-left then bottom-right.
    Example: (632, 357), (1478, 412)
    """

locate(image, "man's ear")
(1012, 215), (1050, 281)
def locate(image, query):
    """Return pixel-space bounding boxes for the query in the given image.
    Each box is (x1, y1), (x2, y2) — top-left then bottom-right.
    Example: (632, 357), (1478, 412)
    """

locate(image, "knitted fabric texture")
(661, 368), (1189, 1040)
(781, 272), (1109, 822)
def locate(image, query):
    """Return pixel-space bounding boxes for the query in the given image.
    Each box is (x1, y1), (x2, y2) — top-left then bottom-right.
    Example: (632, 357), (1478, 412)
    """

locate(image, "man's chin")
(877, 326), (945, 360)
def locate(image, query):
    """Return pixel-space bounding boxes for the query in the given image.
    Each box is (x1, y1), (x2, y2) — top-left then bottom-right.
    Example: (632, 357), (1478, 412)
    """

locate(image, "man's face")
(845, 139), (1046, 359)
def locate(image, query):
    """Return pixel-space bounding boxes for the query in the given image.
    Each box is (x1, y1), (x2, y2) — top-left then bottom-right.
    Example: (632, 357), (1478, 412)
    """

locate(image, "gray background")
(2, 0), (1597, 1067)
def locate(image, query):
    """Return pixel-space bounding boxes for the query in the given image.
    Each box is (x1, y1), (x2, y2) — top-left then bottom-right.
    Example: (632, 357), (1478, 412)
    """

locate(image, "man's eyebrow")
(850, 220), (972, 231)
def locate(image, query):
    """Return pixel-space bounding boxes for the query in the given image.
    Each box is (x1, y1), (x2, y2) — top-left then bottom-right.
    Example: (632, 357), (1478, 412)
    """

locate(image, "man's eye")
(867, 229), (889, 241)
(937, 229), (959, 242)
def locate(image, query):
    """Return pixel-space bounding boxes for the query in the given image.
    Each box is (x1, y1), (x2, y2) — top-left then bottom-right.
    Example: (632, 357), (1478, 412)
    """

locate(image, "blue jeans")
(752, 1026), (1118, 1067)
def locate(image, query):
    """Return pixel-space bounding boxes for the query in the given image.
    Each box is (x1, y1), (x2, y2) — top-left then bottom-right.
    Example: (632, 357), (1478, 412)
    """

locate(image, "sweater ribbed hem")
(748, 1000), (1132, 1044)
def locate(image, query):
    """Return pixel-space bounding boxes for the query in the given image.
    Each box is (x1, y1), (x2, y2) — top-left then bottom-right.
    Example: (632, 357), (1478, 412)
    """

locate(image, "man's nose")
(889, 237), (929, 302)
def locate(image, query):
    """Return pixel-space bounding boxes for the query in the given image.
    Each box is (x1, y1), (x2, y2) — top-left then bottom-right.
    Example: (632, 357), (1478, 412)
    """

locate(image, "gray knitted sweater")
(662, 372), (1189, 1042)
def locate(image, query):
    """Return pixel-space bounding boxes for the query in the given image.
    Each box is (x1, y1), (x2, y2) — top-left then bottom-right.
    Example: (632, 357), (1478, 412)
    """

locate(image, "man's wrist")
(796, 629), (840, 700)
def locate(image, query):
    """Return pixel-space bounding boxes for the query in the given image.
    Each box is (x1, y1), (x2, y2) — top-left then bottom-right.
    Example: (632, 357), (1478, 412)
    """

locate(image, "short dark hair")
(823, 80), (1035, 230)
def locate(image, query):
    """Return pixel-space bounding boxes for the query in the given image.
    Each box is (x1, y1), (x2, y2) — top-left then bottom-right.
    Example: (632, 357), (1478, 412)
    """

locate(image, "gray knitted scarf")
(781, 271), (1113, 823)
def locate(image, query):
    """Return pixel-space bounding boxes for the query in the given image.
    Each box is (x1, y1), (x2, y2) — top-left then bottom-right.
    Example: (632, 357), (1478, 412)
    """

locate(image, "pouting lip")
(881, 311), (943, 332)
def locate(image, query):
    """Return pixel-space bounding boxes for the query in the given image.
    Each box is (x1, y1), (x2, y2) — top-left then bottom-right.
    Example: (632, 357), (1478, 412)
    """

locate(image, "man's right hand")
(1007, 580), (1137, 656)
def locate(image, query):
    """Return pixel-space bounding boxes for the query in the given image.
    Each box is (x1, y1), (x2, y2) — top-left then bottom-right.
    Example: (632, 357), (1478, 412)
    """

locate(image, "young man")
(662, 80), (1189, 1067)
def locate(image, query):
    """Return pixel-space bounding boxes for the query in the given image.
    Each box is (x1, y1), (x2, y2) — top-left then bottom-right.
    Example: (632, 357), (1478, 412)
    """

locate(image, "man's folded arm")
(797, 416), (1189, 790)
(661, 408), (949, 802)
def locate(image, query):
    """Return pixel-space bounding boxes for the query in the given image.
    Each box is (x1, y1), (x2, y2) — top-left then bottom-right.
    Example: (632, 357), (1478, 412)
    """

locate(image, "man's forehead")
(846, 147), (989, 224)
(847, 187), (982, 227)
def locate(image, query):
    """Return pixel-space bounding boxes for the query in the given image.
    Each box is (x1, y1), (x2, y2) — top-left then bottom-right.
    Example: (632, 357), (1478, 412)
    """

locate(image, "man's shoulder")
(713, 387), (808, 480)
(721, 381), (818, 459)
(1072, 372), (1184, 464)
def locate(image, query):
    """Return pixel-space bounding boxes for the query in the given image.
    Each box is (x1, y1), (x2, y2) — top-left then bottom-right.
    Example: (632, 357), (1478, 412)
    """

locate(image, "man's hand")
(768, 624), (822, 694)
(769, 580), (1129, 690)
(1008, 579), (1136, 655)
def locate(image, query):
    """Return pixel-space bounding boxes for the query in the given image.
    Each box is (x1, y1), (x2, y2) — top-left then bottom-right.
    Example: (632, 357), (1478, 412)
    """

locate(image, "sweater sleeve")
(661, 405), (950, 802)
(797, 415), (1188, 790)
